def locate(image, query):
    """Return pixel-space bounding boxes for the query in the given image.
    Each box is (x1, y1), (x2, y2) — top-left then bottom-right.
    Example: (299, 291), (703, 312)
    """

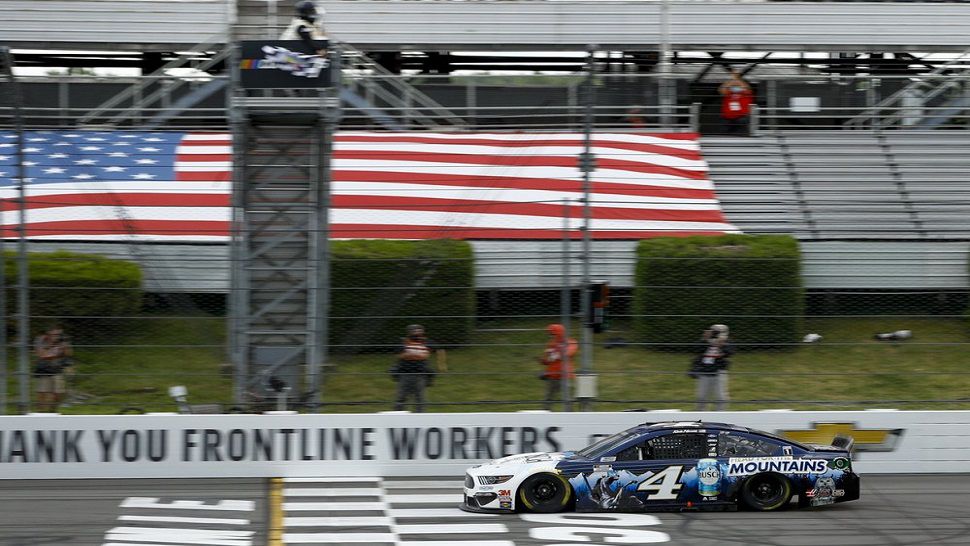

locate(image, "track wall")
(0, 410), (958, 478)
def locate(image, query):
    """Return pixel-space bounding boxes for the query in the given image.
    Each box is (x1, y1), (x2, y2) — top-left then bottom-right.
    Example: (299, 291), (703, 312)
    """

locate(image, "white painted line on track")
(398, 542), (515, 546)
(383, 481), (464, 489)
(395, 523), (509, 534)
(105, 543), (200, 546)
(385, 494), (461, 504)
(283, 488), (382, 497)
(388, 508), (497, 518)
(105, 527), (255, 545)
(283, 516), (393, 527)
(118, 515), (250, 525)
(120, 497), (255, 511)
(283, 532), (395, 543)
(282, 502), (386, 511)
(284, 477), (381, 483)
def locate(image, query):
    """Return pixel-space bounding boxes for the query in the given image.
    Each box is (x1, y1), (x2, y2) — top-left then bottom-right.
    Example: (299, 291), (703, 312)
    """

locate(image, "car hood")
(489, 451), (565, 465)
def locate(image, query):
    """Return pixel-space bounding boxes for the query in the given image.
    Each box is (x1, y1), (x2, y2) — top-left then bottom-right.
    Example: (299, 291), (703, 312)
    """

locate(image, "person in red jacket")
(538, 323), (578, 410)
(718, 69), (754, 135)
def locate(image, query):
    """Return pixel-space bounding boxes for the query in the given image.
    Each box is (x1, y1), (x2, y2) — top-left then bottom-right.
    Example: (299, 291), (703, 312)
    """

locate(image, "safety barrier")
(0, 410), (961, 479)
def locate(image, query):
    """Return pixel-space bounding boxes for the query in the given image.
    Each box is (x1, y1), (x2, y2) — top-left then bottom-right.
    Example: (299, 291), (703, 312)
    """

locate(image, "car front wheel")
(517, 472), (572, 513)
(741, 473), (792, 511)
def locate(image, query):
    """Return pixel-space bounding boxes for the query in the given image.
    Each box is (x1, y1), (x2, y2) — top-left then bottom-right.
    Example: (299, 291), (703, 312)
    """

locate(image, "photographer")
(390, 324), (444, 412)
(690, 324), (733, 411)
(34, 325), (73, 412)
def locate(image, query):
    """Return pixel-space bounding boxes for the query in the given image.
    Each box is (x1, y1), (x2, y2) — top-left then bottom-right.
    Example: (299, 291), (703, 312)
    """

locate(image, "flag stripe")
(330, 151), (709, 180)
(332, 170), (717, 199)
(325, 225), (730, 240)
(331, 196), (729, 223)
(332, 162), (712, 189)
(334, 141), (705, 166)
(0, 220), (229, 238)
(0, 193), (230, 211)
(336, 131), (703, 147)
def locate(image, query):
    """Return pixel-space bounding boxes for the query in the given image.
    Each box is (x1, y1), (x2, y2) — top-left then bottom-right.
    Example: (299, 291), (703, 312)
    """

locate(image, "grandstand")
(2, 1), (969, 290)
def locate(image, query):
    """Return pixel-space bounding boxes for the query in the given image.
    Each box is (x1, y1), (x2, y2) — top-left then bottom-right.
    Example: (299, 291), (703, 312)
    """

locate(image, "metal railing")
(756, 106), (970, 132)
(77, 36), (230, 128)
(7, 71), (970, 132)
(844, 47), (970, 128)
(0, 103), (699, 131)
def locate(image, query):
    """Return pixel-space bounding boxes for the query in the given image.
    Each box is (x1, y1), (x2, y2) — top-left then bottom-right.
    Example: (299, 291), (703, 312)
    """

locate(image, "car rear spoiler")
(830, 434), (855, 453)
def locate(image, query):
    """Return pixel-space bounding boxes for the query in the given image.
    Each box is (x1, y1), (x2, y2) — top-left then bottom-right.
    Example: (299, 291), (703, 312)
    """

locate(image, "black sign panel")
(239, 40), (333, 89)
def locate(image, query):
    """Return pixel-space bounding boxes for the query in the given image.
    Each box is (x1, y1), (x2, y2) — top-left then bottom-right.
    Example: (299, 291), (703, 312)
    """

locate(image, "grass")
(6, 314), (970, 414)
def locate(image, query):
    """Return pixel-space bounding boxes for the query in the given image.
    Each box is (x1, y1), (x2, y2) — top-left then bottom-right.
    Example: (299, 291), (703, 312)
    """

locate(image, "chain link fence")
(1, 63), (969, 414)
(0, 239), (967, 415)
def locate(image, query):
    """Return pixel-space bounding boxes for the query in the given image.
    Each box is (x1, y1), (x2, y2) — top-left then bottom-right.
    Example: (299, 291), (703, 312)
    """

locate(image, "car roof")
(632, 421), (804, 447)
(636, 421), (754, 434)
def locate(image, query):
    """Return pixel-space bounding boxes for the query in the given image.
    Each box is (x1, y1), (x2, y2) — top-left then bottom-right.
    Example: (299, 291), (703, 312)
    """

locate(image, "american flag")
(0, 131), (229, 240)
(0, 130), (738, 241)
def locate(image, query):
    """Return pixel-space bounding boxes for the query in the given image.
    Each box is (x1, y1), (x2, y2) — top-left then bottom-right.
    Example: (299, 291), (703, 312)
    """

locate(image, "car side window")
(614, 445), (640, 461)
(717, 432), (782, 457)
(645, 433), (707, 460)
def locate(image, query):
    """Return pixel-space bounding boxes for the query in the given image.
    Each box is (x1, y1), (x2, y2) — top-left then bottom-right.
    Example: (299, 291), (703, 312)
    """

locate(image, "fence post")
(689, 102), (701, 133)
(750, 104), (760, 136)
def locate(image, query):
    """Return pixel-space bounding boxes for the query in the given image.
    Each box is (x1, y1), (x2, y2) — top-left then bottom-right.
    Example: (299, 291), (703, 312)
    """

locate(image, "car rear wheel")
(741, 473), (792, 511)
(517, 472), (572, 513)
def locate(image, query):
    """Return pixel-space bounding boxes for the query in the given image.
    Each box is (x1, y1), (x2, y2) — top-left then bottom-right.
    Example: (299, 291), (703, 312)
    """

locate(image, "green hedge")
(633, 234), (803, 349)
(4, 250), (142, 332)
(330, 240), (474, 351)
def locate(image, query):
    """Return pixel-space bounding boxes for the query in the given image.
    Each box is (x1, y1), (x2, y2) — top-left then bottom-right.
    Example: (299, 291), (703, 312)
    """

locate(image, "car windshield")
(575, 429), (640, 459)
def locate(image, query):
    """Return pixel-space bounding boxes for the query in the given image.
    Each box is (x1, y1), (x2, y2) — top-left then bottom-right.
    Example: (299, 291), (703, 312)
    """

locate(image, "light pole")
(578, 46), (596, 411)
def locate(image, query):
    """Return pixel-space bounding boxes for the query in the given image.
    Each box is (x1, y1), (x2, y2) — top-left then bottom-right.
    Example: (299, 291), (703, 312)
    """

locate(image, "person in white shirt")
(280, 0), (327, 56)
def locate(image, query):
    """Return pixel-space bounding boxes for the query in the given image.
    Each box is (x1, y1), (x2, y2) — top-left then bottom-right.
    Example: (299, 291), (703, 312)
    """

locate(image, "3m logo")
(779, 422), (903, 453)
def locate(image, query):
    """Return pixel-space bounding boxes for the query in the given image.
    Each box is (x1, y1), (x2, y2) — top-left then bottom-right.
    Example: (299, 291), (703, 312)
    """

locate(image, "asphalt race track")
(0, 475), (968, 545)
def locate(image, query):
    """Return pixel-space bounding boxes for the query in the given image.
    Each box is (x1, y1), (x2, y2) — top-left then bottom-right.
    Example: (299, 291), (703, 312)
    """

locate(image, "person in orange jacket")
(538, 323), (578, 410)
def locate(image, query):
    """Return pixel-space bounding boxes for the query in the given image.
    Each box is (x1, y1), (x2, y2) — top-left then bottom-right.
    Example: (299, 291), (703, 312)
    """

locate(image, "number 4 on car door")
(636, 465), (684, 501)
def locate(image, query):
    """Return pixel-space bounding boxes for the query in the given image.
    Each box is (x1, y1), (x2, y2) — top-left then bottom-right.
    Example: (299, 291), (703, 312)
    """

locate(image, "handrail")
(844, 46), (970, 128)
(335, 39), (466, 128)
(77, 34), (227, 127)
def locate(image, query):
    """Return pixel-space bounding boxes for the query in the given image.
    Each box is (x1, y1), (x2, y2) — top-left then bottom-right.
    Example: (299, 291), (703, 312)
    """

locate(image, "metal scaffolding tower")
(228, 42), (340, 411)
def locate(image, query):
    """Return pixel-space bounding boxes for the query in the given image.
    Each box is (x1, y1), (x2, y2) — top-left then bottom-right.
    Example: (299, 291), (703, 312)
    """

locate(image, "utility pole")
(1, 47), (30, 414)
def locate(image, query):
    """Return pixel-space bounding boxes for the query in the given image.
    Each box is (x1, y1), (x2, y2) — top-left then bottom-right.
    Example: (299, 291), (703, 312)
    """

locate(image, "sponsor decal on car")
(727, 456), (828, 476)
(697, 459), (721, 498)
(805, 476), (845, 506)
(497, 488), (512, 503)
(828, 457), (851, 470)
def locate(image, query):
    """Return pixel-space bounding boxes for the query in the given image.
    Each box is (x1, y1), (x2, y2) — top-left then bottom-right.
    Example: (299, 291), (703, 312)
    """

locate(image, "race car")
(461, 421), (859, 513)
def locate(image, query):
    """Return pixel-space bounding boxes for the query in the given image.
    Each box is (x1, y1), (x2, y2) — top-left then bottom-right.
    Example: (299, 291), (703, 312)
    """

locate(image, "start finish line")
(0, 411), (962, 478)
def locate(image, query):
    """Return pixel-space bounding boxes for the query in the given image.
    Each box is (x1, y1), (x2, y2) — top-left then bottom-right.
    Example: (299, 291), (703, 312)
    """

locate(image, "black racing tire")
(517, 472), (572, 513)
(740, 473), (792, 511)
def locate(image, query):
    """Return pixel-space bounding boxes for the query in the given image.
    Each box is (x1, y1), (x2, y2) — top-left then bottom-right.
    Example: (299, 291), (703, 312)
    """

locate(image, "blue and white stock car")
(461, 421), (860, 513)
